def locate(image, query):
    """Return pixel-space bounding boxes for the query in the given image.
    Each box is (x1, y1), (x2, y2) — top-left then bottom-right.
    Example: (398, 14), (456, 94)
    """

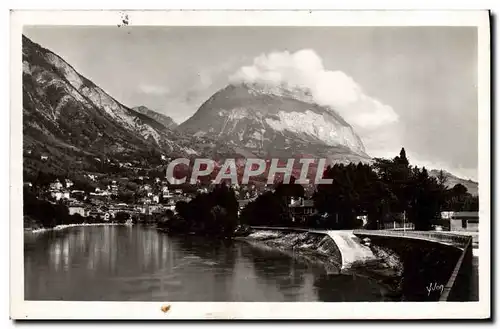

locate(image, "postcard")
(10, 10), (491, 320)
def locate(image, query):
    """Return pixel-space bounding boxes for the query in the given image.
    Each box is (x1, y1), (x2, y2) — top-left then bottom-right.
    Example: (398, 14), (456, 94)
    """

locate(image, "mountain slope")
(429, 169), (478, 196)
(178, 83), (370, 164)
(22, 35), (198, 177)
(132, 106), (178, 129)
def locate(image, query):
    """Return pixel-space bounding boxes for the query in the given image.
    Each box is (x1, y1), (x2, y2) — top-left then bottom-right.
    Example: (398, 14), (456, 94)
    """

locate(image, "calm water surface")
(24, 225), (394, 301)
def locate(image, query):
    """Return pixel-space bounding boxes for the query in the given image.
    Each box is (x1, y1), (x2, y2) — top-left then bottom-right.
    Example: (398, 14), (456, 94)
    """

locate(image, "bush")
(114, 211), (130, 224)
(164, 184), (239, 238)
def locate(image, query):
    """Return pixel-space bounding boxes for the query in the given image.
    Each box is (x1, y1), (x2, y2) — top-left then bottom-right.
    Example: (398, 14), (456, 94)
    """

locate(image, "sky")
(23, 26), (478, 180)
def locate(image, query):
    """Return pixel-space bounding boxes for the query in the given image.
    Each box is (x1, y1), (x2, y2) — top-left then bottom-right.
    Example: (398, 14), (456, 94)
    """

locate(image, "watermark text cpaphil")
(165, 157), (333, 185)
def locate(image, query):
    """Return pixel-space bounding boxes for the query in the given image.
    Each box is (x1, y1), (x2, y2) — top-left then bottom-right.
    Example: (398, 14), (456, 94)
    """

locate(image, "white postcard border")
(9, 9), (491, 320)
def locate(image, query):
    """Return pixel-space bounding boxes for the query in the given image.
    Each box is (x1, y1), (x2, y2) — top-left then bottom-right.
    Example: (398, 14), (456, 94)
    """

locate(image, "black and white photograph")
(9, 10), (491, 320)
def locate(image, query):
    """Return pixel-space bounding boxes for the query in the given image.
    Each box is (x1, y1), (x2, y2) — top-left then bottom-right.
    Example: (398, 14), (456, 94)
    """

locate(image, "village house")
(135, 205), (147, 214)
(165, 204), (176, 212)
(51, 190), (70, 201)
(118, 162), (133, 168)
(50, 179), (63, 191)
(448, 211), (479, 232)
(70, 190), (87, 200)
(88, 205), (113, 221)
(147, 204), (161, 215)
(68, 203), (89, 217)
(237, 198), (254, 216)
(110, 180), (119, 195)
(86, 174), (97, 182)
(108, 204), (134, 218)
(357, 215), (368, 227)
(64, 179), (74, 188)
(166, 198), (176, 206)
(48, 179), (71, 201)
(162, 186), (172, 198)
(140, 196), (152, 205)
(134, 203), (161, 216)
(197, 187), (209, 194)
(289, 198), (316, 224)
(89, 188), (111, 201)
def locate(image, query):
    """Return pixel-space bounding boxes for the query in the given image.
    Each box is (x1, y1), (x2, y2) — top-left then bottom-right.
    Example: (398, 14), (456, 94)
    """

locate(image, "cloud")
(197, 69), (214, 89)
(180, 58), (248, 110)
(230, 49), (399, 129)
(362, 122), (404, 158)
(139, 84), (170, 95)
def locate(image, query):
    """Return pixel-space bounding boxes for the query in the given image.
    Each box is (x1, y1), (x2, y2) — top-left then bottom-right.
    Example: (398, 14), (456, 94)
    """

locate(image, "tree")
(407, 167), (443, 230)
(275, 176), (305, 200)
(451, 183), (468, 196)
(240, 191), (290, 227)
(114, 211), (130, 223)
(364, 180), (395, 229)
(166, 184), (239, 238)
(436, 170), (448, 189)
(444, 183), (478, 212)
(117, 191), (135, 204)
(175, 200), (189, 219)
(313, 163), (383, 229)
(164, 209), (175, 221)
(396, 147), (409, 166)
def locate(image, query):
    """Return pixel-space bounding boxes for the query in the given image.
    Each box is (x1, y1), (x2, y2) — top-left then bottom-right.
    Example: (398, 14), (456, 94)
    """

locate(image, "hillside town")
(23, 152), (273, 228)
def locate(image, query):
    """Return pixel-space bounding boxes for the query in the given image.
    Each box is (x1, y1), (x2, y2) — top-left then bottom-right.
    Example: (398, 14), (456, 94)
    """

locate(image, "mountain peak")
(178, 82), (369, 163)
(235, 81), (315, 103)
(132, 106), (178, 129)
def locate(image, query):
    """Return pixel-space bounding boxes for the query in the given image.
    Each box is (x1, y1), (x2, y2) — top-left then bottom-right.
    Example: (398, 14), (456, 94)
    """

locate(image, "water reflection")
(242, 244), (309, 298)
(25, 226), (396, 301)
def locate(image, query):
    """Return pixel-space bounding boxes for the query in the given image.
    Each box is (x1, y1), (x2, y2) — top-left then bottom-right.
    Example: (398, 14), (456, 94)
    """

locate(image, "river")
(24, 225), (397, 301)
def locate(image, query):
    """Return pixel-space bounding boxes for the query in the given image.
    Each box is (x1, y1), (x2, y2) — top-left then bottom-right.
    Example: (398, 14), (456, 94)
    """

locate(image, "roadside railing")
(250, 226), (475, 301)
(439, 235), (473, 301)
(353, 229), (475, 301)
(353, 229), (472, 249)
(249, 226), (324, 234)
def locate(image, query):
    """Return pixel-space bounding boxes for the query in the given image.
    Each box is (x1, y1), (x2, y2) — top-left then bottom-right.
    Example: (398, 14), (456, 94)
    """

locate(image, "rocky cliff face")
(22, 35), (201, 176)
(178, 83), (370, 164)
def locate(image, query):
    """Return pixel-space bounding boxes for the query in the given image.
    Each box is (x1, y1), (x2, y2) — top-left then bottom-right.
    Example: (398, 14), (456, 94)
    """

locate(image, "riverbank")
(237, 229), (404, 299)
(238, 230), (344, 273)
(26, 222), (132, 234)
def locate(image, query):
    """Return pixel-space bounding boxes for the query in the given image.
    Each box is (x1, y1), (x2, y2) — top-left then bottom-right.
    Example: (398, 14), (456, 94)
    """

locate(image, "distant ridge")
(429, 169), (478, 196)
(132, 106), (178, 130)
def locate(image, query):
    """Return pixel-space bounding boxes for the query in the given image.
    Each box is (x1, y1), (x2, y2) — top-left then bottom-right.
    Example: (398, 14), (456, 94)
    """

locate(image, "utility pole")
(403, 210), (406, 233)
